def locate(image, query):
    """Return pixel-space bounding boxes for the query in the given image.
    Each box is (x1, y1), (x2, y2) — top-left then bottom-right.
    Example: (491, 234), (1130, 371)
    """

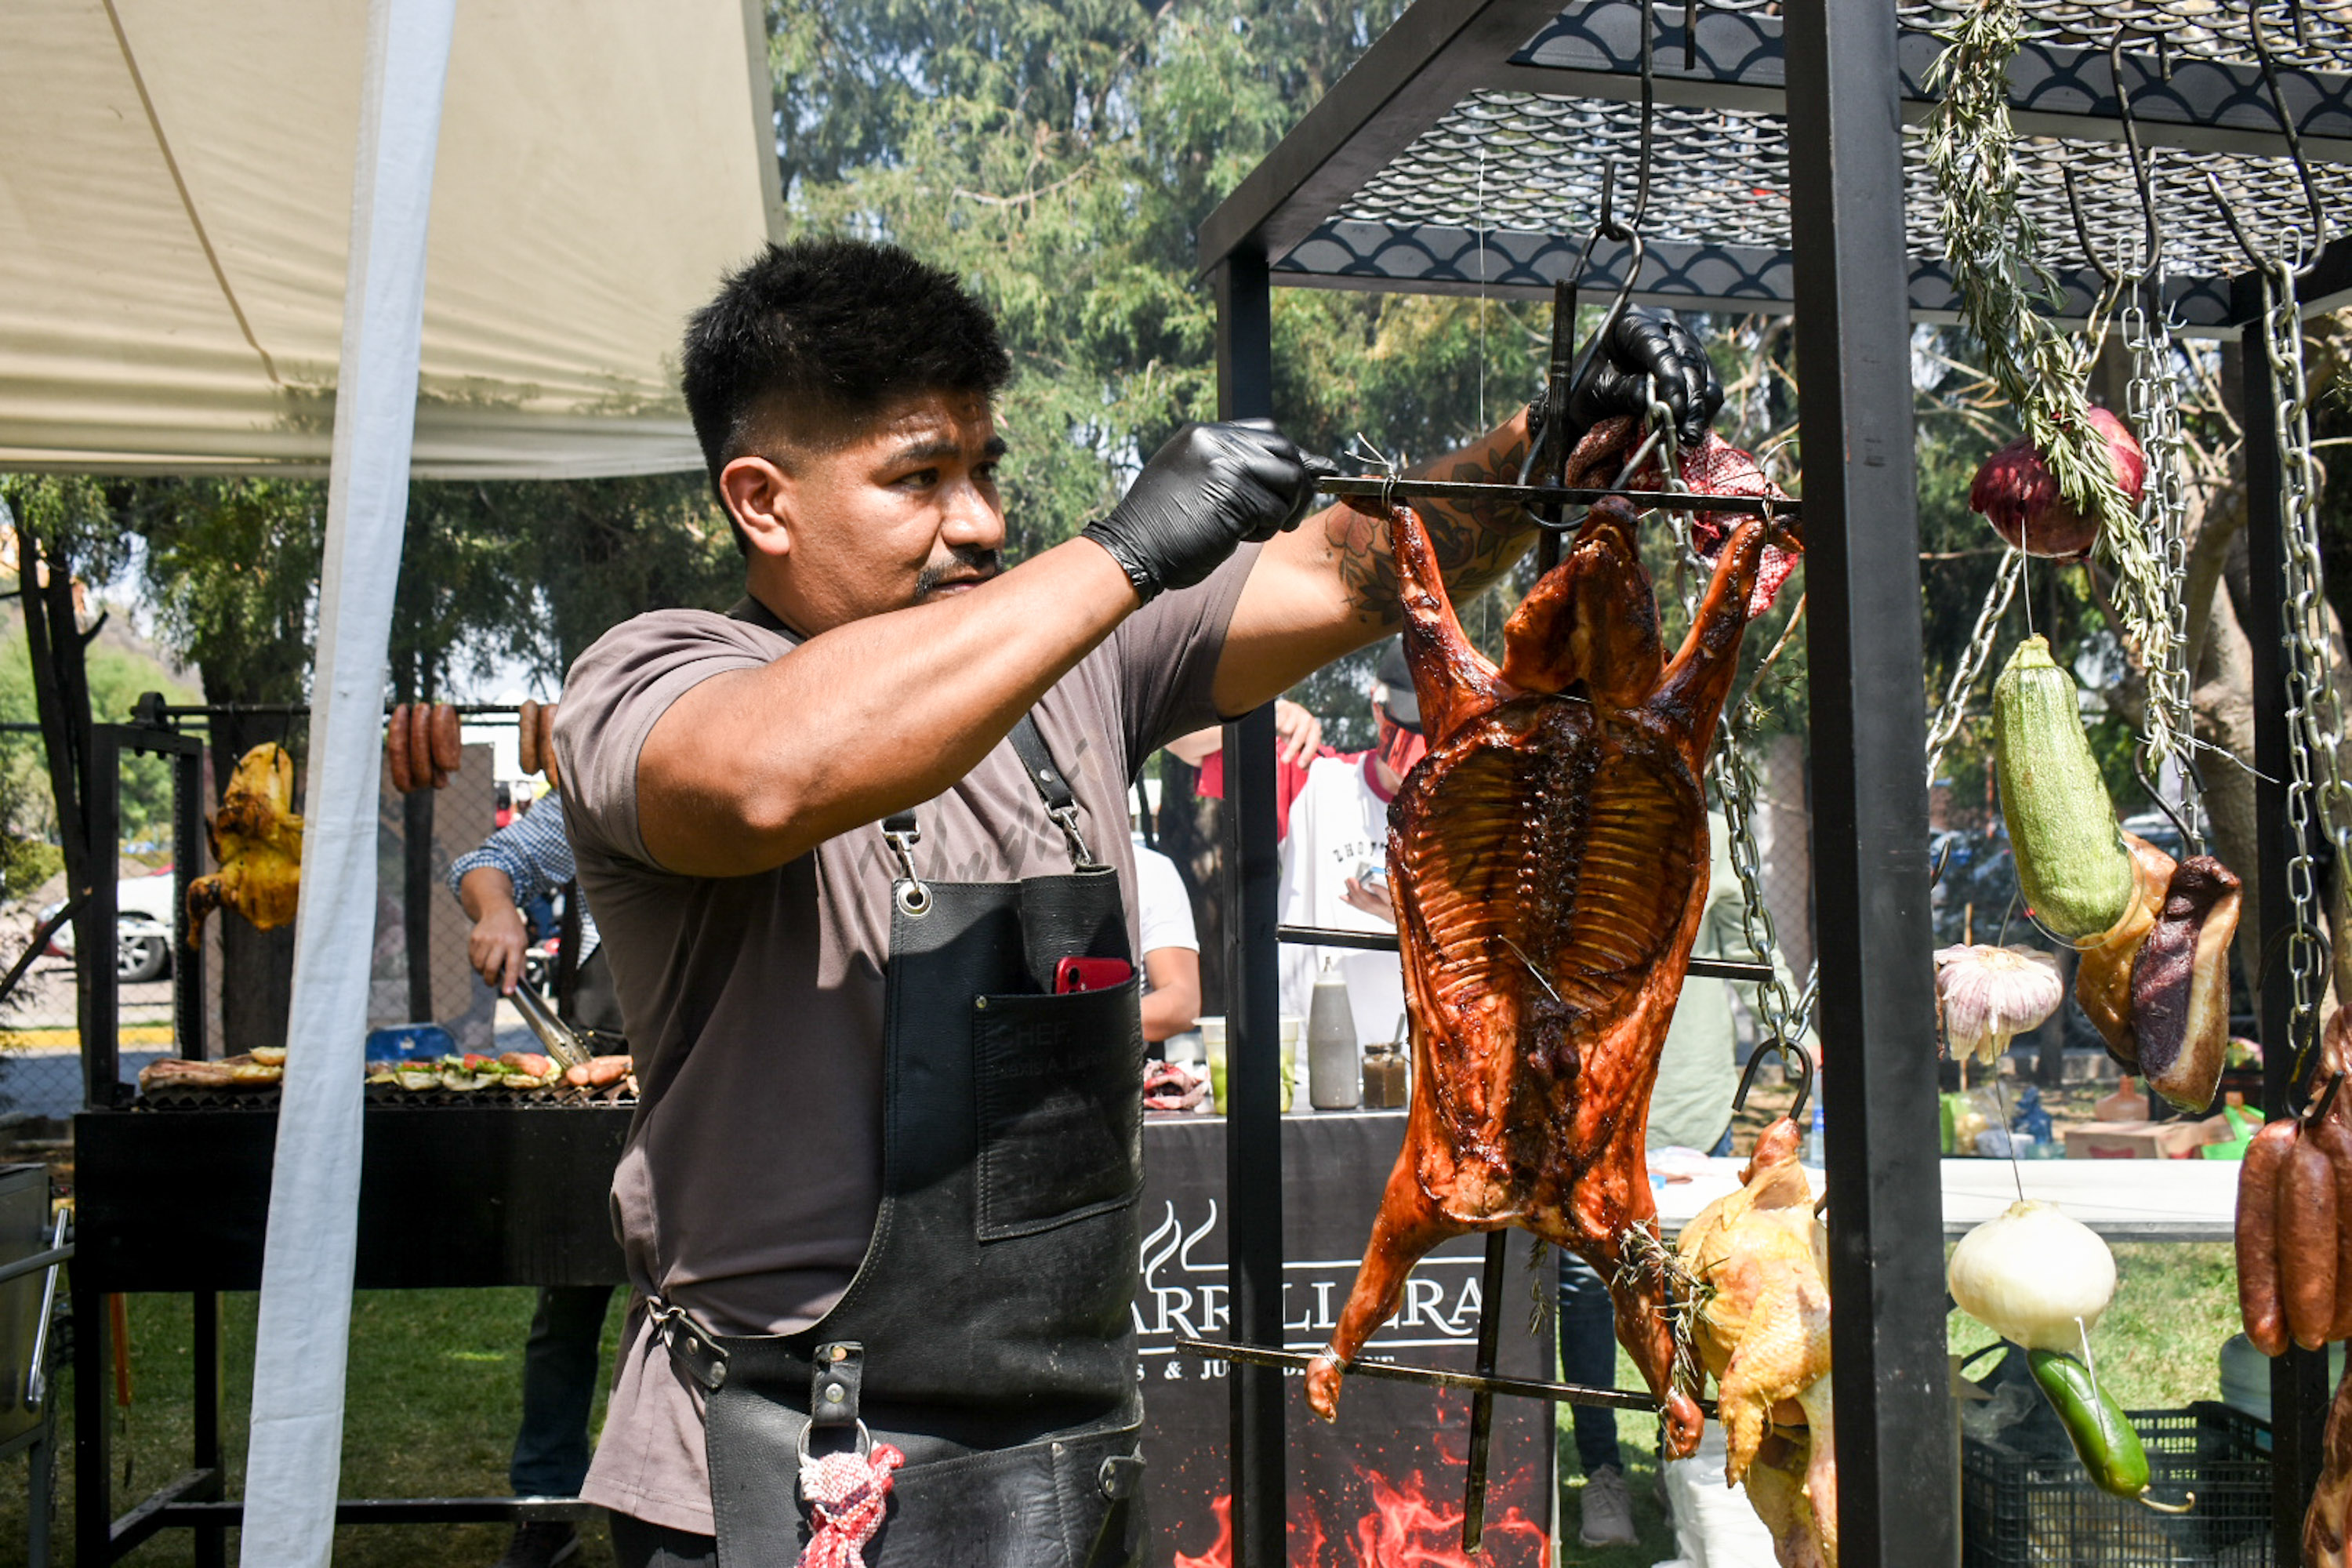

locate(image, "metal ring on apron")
(797, 1417), (874, 1467)
(884, 817), (931, 916)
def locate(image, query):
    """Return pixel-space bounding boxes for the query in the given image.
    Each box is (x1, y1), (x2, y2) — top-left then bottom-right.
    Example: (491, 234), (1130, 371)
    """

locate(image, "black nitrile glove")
(1563, 307), (1724, 448)
(1084, 418), (1318, 601)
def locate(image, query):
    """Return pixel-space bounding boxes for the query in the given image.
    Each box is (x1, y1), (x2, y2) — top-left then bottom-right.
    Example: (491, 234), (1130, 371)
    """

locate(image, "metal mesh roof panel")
(1900, 0), (2352, 74)
(1334, 89), (2341, 285)
(1207, 0), (2352, 327)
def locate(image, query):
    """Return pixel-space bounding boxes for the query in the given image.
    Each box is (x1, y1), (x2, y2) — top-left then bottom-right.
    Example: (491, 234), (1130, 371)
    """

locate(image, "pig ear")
(1390, 503), (1498, 740)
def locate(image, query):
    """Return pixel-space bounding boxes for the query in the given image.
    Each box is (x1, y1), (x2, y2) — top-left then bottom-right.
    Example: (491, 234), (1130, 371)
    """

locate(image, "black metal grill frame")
(1201, 0), (2344, 1562)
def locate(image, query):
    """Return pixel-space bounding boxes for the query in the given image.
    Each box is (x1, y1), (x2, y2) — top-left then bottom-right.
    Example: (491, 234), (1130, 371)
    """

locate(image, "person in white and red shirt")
(1164, 638), (1428, 1046)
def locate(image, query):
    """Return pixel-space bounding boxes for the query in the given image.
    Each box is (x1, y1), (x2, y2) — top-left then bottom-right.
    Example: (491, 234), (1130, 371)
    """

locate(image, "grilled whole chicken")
(1302, 489), (1780, 1461)
(187, 742), (303, 942)
(1679, 1117), (1837, 1568)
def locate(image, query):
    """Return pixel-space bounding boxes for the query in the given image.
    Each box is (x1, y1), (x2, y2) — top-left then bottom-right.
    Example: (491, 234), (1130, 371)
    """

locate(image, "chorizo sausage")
(2315, 1110), (2352, 1343)
(518, 699), (541, 775)
(539, 703), (561, 792)
(387, 703), (413, 793)
(430, 703), (462, 773)
(2241, 1118), (2299, 1357)
(2286, 1130), (2341, 1352)
(409, 703), (437, 791)
(564, 1054), (630, 1088)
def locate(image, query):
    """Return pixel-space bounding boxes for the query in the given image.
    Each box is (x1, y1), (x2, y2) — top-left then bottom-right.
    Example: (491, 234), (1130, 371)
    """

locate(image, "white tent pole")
(238, 0), (455, 1561)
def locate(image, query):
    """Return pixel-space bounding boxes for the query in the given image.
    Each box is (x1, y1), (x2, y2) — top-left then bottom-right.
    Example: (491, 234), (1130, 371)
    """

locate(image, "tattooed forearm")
(1323, 417), (1537, 629)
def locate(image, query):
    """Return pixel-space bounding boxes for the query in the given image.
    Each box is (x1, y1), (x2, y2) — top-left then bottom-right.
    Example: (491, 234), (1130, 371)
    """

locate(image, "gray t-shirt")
(555, 551), (1254, 1534)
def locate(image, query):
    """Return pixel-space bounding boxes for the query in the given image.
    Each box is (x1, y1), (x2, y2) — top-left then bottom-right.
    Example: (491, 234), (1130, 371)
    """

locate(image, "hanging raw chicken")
(1678, 1117), (1837, 1568)
(1303, 423), (1795, 1460)
(187, 742), (303, 942)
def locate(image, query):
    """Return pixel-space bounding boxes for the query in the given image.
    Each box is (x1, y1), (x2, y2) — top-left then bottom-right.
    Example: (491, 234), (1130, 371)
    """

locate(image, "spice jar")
(1362, 1044), (1410, 1109)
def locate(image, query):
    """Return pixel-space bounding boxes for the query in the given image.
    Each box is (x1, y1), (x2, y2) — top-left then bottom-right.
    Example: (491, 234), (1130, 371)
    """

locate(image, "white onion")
(1947, 1199), (2116, 1351)
(1935, 943), (2064, 1066)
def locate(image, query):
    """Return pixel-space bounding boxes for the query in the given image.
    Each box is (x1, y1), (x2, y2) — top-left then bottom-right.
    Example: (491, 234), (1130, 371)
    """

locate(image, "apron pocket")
(973, 985), (1143, 1243)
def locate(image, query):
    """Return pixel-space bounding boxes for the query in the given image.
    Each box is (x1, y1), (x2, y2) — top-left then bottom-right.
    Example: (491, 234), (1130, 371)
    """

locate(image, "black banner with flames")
(1134, 1112), (1555, 1566)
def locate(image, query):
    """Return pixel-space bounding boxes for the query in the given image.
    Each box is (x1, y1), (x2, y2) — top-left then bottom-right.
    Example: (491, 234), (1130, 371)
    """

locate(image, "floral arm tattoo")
(1319, 413), (1537, 630)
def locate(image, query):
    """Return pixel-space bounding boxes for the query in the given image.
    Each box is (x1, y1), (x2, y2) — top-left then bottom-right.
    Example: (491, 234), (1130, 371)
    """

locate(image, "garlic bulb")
(1935, 943), (2064, 1066)
(1947, 1199), (2117, 1350)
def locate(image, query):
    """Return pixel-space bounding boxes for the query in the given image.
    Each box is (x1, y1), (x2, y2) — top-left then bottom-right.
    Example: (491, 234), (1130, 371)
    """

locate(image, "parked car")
(42, 870), (177, 983)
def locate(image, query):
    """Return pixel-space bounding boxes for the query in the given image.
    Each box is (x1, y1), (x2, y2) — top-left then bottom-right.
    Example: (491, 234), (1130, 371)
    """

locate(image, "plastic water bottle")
(1802, 1101), (1825, 1168)
(1306, 960), (1361, 1110)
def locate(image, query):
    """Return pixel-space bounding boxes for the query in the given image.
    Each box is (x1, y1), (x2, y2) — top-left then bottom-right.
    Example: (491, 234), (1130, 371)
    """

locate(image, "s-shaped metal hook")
(2205, 2), (2329, 281)
(1735, 1034), (1815, 1125)
(2064, 32), (2164, 301)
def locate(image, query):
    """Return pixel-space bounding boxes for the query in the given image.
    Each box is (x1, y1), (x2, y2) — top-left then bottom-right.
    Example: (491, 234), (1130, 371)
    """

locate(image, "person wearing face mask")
(552, 237), (1724, 1568)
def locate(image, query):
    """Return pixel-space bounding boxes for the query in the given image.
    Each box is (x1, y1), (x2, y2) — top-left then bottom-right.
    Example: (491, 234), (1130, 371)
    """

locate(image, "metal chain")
(2122, 285), (2202, 846)
(2263, 259), (2352, 1062)
(1711, 712), (1816, 1053)
(1924, 1), (2187, 779)
(1924, 548), (2024, 787)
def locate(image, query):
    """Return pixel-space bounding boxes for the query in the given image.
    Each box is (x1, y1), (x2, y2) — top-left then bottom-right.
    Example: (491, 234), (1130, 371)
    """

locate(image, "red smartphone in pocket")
(1054, 956), (1134, 993)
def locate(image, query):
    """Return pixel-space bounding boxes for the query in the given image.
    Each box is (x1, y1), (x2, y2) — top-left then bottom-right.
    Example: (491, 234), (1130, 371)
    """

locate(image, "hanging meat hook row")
(2062, 32), (2164, 299)
(1735, 1033), (1815, 1124)
(2203, 2), (2329, 281)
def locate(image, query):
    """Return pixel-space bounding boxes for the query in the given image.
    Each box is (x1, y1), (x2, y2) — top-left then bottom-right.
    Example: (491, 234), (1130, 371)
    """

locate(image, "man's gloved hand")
(1084, 418), (1318, 602)
(1563, 307), (1724, 448)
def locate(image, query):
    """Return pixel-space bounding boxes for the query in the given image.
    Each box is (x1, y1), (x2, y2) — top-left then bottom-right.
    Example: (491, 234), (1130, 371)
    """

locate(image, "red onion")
(1968, 406), (2147, 559)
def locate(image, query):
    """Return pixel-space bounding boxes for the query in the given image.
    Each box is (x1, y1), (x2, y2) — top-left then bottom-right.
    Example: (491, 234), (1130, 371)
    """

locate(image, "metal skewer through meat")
(1303, 486), (1784, 1461)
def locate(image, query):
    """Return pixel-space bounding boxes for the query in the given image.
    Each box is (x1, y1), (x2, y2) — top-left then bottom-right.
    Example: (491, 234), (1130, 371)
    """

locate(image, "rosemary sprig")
(1924, 0), (2187, 775)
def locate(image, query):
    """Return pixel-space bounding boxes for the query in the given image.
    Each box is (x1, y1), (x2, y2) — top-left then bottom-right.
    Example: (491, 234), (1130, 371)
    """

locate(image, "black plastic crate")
(1961, 1402), (2271, 1567)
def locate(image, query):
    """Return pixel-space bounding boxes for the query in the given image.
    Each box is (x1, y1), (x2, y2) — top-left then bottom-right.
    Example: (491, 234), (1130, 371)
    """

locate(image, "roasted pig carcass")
(1679, 1117), (1837, 1568)
(187, 743), (303, 943)
(1303, 486), (1781, 1460)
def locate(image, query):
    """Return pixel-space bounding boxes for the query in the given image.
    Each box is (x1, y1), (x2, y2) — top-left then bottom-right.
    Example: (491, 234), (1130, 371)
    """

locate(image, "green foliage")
(129, 478), (329, 707)
(407, 476), (741, 688)
(768, 0), (1559, 566)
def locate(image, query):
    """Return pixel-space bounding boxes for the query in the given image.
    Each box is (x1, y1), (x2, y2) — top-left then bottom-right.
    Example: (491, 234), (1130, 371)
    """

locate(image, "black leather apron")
(648, 598), (1148, 1568)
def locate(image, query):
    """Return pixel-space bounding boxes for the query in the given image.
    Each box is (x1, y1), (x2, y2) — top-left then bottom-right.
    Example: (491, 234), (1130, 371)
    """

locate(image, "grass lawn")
(0, 1243), (2242, 1566)
(2, 1288), (629, 1568)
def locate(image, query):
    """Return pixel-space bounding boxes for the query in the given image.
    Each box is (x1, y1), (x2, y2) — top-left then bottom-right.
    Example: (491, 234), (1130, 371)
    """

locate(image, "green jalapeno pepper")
(2027, 1348), (2151, 1499)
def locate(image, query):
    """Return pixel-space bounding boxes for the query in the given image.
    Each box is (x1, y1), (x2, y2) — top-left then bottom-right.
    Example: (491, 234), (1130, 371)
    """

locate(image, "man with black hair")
(553, 236), (1722, 1567)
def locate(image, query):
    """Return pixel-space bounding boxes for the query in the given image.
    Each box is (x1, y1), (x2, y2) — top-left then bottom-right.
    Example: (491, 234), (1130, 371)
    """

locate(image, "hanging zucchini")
(1994, 636), (2137, 941)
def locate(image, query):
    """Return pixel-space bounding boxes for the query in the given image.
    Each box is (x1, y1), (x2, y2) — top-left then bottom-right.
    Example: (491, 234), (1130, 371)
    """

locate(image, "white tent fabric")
(240, 2), (453, 1557)
(0, 0), (781, 477)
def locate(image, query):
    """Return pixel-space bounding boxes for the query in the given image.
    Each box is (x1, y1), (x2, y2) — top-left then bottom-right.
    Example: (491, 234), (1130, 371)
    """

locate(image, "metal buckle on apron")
(1046, 804), (1102, 872)
(800, 1341), (871, 1495)
(645, 1294), (729, 1391)
(882, 811), (931, 916)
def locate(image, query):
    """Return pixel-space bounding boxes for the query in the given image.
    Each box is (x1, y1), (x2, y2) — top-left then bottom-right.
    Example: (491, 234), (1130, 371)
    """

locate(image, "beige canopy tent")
(0, 0), (781, 477)
(3, 3), (780, 1562)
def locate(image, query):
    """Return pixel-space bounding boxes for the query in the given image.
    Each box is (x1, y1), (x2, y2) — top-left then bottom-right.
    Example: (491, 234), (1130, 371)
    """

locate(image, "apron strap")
(1007, 714), (1099, 871)
(724, 594), (1098, 873)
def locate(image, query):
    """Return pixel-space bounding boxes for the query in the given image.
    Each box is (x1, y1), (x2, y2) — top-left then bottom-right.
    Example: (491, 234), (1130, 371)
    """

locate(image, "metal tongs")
(510, 981), (592, 1071)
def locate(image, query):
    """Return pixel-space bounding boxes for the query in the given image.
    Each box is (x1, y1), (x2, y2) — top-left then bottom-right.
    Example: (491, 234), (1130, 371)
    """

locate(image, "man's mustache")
(915, 547), (1003, 601)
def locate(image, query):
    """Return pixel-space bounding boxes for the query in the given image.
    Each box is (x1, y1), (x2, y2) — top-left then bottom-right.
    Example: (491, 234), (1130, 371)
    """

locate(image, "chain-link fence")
(0, 713), (546, 1123)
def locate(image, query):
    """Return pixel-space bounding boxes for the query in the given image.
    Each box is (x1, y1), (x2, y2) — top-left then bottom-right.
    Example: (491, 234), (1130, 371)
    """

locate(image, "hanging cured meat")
(1304, 469), (1789, 1460)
